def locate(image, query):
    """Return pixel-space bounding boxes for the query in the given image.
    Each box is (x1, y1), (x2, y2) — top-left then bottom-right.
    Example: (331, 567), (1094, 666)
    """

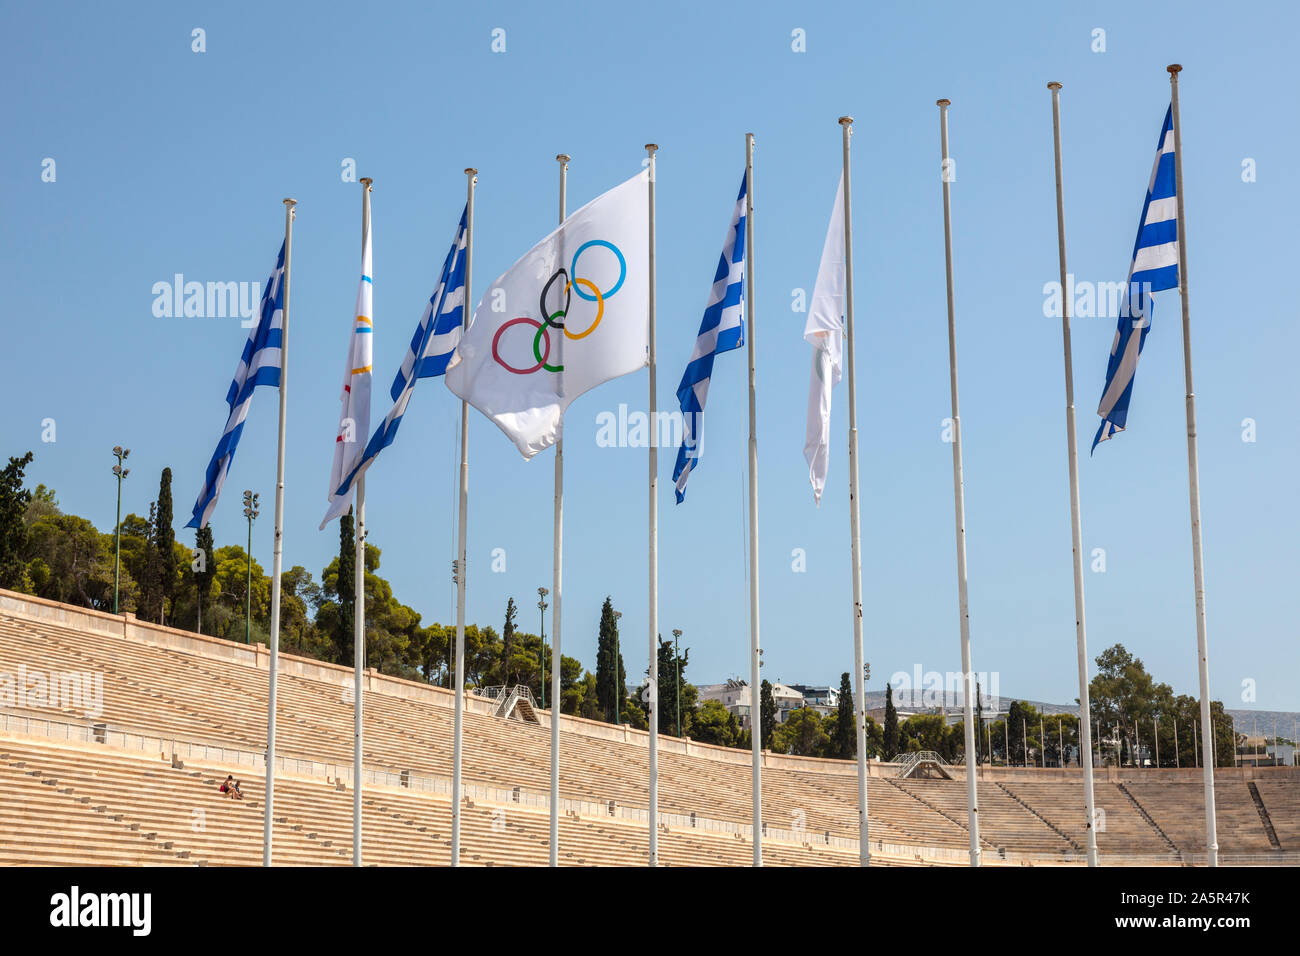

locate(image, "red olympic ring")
(492, 317), (551, 375)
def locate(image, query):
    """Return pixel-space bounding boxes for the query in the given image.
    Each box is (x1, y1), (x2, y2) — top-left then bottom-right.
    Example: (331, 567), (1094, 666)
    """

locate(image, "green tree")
(211, 545), (270, 643)
(865, 715), (884, 758)
(773, 707), (829, 756)
(831, 671), (855, 759)
(24, 483), (59, 525)
(135, 501), (164, 622)
(760, 679), (776, 745)
(692, 699), (740, 747)
(884, 683), (900, 759)
(334, 509), (356, 664)
(595, 597), (626, 722)
(193, 524), (215, 633)
(500, 596), (517, 686)
(22, 513), (118, 609)
(656, 636), (696, 737)
(0, 452), (35, 588)
(1090, 644), (1171, 766)
(155, 468), (177, 624)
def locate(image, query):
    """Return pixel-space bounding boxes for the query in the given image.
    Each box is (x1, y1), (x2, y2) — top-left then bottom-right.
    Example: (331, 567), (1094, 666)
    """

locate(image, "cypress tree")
(595, 597), (623, 721)
(833, 671), (855, 759)
(0, 452), (34, 589)
(194, 524), (215, 633)
(138, 501), (164, 622)
(760, 679), (776, 745)
(337, 508), (355, 664)
(155, 468), (176, 624)
(884, 682), (900, 759)
(501, 596), (517, 686)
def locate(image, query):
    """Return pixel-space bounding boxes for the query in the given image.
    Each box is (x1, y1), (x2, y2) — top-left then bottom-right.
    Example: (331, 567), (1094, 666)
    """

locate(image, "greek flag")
(672, 172), (747, 503)
(1093, 106), (1179, 451)
(391, 207), (469, 398)
(186, 242), (285, 529)
(319, 207), (467, 528)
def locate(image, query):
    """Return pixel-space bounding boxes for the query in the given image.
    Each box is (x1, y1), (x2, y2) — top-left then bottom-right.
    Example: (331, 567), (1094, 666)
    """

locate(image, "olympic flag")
(445, 169), (650, 458)
(322, 191), (374, 526)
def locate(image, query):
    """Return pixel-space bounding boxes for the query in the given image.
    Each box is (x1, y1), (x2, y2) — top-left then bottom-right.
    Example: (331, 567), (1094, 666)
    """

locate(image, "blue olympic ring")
(570, 240), (626, 302)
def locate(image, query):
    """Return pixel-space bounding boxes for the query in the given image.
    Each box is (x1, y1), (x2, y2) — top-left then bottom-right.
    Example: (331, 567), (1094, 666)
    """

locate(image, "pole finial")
(556, 153), (570, 164)
(283, 198), (297, 207)
(1167, 63), (1183, 74)
(1047, 81), (1062, 91)
(359, 177), (373, 189)
(464, 167), (477, 176)
(645, 143), (658, 154)
(936, 98), (951, 107)
(838, 115), (853, 127)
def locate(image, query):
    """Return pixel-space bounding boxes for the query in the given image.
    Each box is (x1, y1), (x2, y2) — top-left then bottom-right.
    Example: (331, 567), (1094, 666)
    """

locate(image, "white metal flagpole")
(450, 166), (476, 866)
(935, 99), (981, 868)
(263, 196), (294, 867)
(646, 141), (659, 868)
(743, 132), (763, 867)
(838, 116), (869, 868)
(549, 152), (569, 868)
(1167, 63), (1219, 867)
(352, 176), (373, 867)
(1047, 81), (1100, 867)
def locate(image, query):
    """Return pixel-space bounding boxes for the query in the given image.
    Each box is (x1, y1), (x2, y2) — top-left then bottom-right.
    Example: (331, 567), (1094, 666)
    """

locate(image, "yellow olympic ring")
(562, 277), (603, 339)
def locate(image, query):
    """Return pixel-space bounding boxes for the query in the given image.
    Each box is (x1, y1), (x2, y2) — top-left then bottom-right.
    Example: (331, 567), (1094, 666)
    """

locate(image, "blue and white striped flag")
(391, 207), (469, 398)
(672, 172), (747, 503)
(186, 242), (285, 529)
(319, 207), (467, 528)
(1093, 106), (1179, 451)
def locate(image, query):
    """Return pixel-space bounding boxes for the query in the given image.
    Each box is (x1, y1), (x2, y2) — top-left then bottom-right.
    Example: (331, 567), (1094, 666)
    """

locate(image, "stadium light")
(537, 587), (548, 709)
(111, 446), (130, 613)
(242, 490), (259, 644)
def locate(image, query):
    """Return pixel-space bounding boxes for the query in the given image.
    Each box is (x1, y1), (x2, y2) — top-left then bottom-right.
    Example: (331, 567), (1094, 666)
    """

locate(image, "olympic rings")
(490, 238), (625, 374)
(492, 317), (549, 375)
(532, 321), (563, 373)
(570, 240), (626, 301)
(561, 278), (602, 339)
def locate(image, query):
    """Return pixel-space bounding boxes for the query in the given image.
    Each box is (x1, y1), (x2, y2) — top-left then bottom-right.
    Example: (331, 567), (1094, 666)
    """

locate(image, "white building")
(696, 680), (809, 727)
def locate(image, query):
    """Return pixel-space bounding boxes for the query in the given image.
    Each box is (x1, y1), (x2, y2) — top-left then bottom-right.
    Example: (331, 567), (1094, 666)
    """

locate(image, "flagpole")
(263, 196), (294, 867)
(744, 132), (763, 867)
(935, 100), (981, 868)
(1046, 81), (1101, 867)
(352, 177), (373, 867)
(451, 167), (476, 867)
(1167, 63), (1219, 867)
(646, 141), (660, 868)
(549, 152), (569, 868)
(838, 116), (869, 868)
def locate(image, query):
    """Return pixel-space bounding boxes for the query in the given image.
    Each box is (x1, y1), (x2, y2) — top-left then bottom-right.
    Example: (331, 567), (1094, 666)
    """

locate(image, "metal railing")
(892, 750), (949, 777)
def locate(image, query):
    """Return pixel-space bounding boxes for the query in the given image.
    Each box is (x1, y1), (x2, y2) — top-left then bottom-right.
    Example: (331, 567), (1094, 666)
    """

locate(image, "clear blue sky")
(3, 1), (1296, 711)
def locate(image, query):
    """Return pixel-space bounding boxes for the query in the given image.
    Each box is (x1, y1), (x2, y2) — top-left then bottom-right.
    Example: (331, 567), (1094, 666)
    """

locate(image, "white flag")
(446, 170), (649, 459)
(323, 217), (374, 524)
(804, 172), (845, 504)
